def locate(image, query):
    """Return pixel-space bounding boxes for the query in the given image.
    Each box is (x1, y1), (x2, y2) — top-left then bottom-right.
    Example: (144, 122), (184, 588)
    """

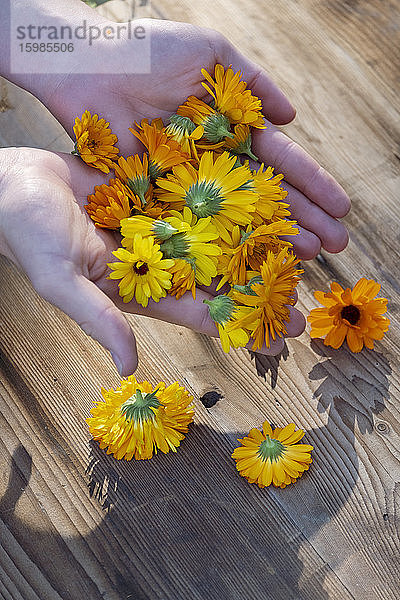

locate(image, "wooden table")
(1, 1), (399, 598)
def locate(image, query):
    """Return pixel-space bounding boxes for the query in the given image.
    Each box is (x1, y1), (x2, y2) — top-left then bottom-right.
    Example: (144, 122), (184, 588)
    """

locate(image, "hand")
(32, 17), (350, 260)
(0, 148), (305, 374)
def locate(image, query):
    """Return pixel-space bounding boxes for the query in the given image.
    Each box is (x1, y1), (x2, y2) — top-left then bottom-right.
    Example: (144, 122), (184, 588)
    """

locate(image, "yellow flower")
(201, 64), (266, 129)
(114, 154), (150, 205)
(107, 234), (174, 306)
(231, 248), (303, 350)
(121, 207), (221, 287)
(169, 258), (196, 300)
(85, 178), (132, 229)
(156, 151), (258, 242)
(177, 96), (234, 143)
(308, 278), (390, 352)
(130, 119), (190, 179)
(252, 164), (291, 226)
(87, 377), (195, 460)
(232, 421), (313, 488)
(165, 114), (204, 160)
(217, 222), (298, 289)
(73, 110), (119, 173)
(203, 295), (250, 352)
(223, 124), (258, 161)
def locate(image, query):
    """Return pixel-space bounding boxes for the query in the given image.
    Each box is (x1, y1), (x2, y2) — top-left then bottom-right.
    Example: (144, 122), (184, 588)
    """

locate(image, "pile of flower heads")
(75, 64), (303, 354)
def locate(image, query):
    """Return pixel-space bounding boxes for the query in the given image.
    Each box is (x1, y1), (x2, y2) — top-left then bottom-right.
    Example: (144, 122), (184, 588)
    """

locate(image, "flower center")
(133, 261), (149, 275)
(257, 435), (285, 462)
(120, 388), (161, 423)
(185, 180), (223, 217)
(341, 304), (361, 326)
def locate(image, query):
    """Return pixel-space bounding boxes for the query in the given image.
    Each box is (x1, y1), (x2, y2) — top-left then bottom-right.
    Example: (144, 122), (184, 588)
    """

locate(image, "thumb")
(34, 267), (138, 376)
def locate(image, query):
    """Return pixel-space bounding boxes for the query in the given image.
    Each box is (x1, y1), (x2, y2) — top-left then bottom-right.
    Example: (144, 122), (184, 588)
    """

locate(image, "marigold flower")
(114, 154), (150, 205)
(130, 119), (190, 179)
(121, 207), (221, 287)
(308, 278), (390, 352)
(203, 295), (250, 352)
(85, 178), (132, 229)
(252, 164), (291, 226)
(223, 124), (258, 161)
(156, 151), (258, 241)
(231, 248), (303, 350)
(201, 64), (266, 129)
(87, 377), (195, 460)
(165, 114), (204, 160)
(73, 110), (119, 173)
(177, 96), (234, 143)
(217, 222), (298, 289)
(169, 258), (197, 300)
(232, 421), (313, 488)
(107, 234), (174, 306)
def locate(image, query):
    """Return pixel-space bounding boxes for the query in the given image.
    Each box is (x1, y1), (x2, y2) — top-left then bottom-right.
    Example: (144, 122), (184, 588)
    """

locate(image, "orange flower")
(130, 119), (190, 179)
(73, 110), (119, 173)
(85, 179), (132, 229)
(308, 278), (390, 352)
(201, 64), (266, 129)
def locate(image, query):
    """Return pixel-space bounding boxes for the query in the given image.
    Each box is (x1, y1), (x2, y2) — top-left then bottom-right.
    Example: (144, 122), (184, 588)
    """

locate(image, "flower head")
(165, 114), (204, 160)
(232, 421), (313, 488)
(107, 234), (174, 306)
(121, 207), (221, 287)
(201, 65), (266, 129)
(114, 154), (150, 205)
(231, 248), (303, 349)
(130, 119), (190, 179)
(252, 164), (290, 226)
(156, 151), (257, 241)
(73, 110), (119, 173)
(223, 124), (258, 161)
(85, 178), (132, 229)
(177, 96), (234, 143)
(217, 221), (298, 289)
(308, 278), (390, 352)
(87, 377), (194, 460)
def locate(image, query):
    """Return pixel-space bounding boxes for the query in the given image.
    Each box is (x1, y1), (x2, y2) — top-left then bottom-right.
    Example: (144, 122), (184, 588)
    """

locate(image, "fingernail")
(111, 353), (123, 376)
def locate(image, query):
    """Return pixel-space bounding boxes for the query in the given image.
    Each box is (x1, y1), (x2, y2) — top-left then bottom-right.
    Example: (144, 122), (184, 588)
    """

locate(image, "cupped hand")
(0, 148), (305, 375)
(36, 18), (350, 261)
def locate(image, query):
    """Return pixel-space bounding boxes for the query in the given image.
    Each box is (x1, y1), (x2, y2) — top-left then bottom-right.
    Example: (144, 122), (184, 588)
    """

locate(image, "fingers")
(282, 181), (349, 258)
(252, 124), (351, 218)
(111, 284), (305, 356)
(212, 33), (296, 125)
(34, 265), (138, 376)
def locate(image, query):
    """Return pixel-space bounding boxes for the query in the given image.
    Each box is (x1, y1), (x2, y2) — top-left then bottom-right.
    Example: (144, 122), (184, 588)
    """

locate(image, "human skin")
(0, 0), (350, 374)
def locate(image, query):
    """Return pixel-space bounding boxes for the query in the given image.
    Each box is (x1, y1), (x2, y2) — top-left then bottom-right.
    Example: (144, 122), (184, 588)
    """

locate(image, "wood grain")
(1, 0), (399, 598)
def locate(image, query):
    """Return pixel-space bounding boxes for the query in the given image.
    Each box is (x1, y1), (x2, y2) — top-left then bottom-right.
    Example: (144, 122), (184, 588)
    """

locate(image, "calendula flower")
(232, 421), (313, 488)
(201, 65), (266, 129)
(169, 258), (197, 300)
(223, 124), (258, 161)
(156, 151), (258, 241)
(72, 111), (119, 174)
(177, 96), (234, 143)
(203, 295), (250, 352)
(114, 154), (150, 206)
(87, 377), (195, 460)
(217, 222), (298, 289)
(231, 248), (303, 350)
(252, 164), (290, 226)
(85, 178), (132, 229)
(165, 114), (204, 160)
(121, 207), (221, 287)
(107, 234), (174, 306)
(308, 278), (390, 352)
(130, 119), (190, 179)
